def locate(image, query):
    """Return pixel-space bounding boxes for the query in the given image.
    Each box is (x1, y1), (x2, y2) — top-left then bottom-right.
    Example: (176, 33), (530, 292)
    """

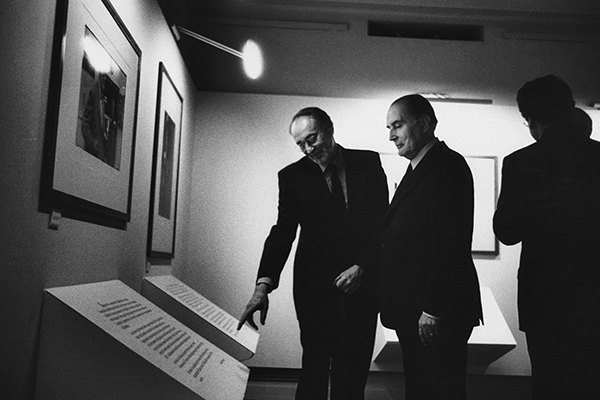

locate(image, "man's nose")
(302, 143), (314, 154)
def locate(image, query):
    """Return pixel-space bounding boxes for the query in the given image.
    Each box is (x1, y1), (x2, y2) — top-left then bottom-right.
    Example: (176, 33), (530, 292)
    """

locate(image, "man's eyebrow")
(296, 132), (317, 144)
(387, 119), (402, 129)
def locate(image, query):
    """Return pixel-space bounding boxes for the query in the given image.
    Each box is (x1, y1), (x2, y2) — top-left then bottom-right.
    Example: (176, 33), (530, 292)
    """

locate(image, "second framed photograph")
(147, 63), (183, 258)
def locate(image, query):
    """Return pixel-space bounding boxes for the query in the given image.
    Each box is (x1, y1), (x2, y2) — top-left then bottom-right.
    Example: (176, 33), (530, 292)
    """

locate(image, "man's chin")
(397, 148), (412, 159)
(309, 154), (326, 164)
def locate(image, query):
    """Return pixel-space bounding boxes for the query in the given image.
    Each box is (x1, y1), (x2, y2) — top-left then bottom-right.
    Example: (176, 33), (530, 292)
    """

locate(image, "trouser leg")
(329, 309), (377, 400)
(396, 322), (472, 400)
(295, 324), (331, 400)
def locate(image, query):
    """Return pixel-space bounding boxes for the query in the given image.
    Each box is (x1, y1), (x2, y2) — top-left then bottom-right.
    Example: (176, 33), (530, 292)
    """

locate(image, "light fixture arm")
(175, 26), (244, 59)
(171, 25), (263, 80)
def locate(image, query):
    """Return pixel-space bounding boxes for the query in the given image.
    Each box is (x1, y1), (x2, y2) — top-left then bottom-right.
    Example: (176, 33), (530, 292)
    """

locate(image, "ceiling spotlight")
(241, 40), (263, 80)
(172, 26), (264, 80)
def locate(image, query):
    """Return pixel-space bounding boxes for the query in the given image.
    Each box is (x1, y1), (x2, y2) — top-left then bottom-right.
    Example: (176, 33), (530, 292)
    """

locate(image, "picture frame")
(147, 63), (183, 258)
(40, 0), (141, 229)
(466, 156), (499, 256)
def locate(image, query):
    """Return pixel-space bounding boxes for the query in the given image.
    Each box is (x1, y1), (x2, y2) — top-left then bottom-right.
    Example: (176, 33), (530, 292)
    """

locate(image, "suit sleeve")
(424, 156), (476, 318)
(355, 153), (389, 270)
(256, 170), (300, 290)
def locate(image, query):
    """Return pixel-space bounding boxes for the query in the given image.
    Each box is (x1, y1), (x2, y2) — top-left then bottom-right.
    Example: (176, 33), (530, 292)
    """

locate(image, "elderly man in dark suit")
(238, 107), (389, 400)
(378, 94), (483, 400)
(494, 75), (600, 399)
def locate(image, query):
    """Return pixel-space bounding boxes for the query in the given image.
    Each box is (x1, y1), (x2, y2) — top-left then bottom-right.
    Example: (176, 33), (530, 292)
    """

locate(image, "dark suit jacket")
(379, 141), (483, 329)
(257, 146), (389, 323)
(494, 124), (600, 332)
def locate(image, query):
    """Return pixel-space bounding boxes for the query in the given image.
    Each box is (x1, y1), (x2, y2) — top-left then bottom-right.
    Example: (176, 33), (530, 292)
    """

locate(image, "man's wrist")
(255, 280), (272, 293)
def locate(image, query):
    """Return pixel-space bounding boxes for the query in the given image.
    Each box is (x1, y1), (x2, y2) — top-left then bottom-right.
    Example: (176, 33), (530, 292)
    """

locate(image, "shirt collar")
(411, 138), (439, 170)
(320, 144), (344, 173)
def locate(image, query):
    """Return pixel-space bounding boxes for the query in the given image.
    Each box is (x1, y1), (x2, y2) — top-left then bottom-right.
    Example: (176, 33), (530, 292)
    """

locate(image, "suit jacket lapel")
(385, 166), (421, 220)
(384, 142), (445, 220)
(300, 156), (331, 200)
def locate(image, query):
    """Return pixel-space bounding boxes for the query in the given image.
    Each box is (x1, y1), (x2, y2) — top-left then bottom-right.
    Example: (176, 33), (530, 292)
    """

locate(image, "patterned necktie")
(327, 164), (346, 214)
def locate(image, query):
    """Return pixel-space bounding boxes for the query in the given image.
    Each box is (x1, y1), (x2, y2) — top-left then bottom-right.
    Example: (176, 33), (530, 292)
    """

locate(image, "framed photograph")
(147, 63), (183, 258)
(40, 0), (141, 229)
(466, 156), (499, 255)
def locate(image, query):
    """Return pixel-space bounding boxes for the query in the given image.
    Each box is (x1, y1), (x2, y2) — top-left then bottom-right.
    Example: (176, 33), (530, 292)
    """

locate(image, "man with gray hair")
(239, 107), (389, 400)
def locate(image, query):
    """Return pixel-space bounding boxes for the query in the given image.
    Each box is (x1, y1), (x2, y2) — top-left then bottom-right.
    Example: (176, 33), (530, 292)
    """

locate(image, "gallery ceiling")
(157, 0), (600, 103)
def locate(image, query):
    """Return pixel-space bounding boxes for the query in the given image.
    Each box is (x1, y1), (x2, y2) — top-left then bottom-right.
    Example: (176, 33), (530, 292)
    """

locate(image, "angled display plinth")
(372, 286), (516, 370)
(36, 280), (249, 400)
(142, 275), (259, 361)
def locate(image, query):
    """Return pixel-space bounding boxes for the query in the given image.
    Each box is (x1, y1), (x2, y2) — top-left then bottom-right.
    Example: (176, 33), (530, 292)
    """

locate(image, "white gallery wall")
(0, 1), (197, 398)
(185, 91), (600, 376)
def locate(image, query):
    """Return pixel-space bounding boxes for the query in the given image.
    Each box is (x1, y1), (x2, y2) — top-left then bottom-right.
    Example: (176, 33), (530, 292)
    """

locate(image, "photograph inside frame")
(75, 26), (126, 171)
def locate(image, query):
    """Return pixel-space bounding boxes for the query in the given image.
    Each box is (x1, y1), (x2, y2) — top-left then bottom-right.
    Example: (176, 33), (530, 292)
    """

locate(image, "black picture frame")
(40, 0), (141, 229)
(147, 63), (183, 258)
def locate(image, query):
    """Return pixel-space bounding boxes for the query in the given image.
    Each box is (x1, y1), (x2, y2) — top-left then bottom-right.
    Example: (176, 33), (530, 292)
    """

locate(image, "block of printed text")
(35, 280), (249, 400)
(142, 275), (259, 361)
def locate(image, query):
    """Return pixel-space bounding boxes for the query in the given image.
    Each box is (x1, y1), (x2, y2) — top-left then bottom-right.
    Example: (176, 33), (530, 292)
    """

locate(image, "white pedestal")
(142, 275), (259, 361)
(35, 280), (249, 400)
(372, 287), (516, 370)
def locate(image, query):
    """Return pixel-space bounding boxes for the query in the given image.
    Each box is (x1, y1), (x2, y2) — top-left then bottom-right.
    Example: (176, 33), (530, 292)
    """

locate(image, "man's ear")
(420, 114), (431, 132)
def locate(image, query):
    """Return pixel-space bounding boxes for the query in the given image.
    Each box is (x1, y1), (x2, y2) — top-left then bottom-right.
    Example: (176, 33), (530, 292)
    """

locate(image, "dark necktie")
(327, 164), (346, 214)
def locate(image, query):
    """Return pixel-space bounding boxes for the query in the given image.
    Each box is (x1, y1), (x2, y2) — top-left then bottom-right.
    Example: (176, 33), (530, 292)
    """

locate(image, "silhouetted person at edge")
(494, 75), (600, 399)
